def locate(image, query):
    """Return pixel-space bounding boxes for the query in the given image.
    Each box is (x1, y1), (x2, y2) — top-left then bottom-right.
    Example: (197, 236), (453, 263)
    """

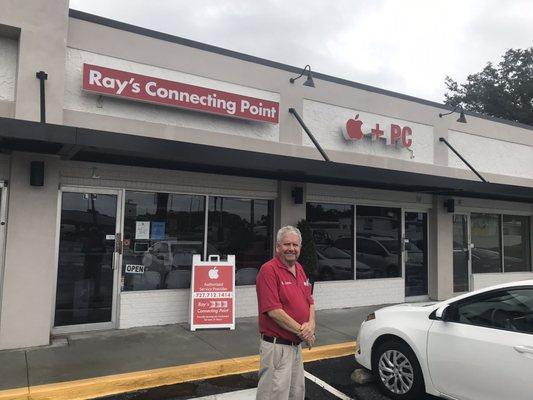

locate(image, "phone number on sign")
(193, 292), (233, 299)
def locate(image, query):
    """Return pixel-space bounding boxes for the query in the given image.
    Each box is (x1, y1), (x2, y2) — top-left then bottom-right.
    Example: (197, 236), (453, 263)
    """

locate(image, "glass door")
(404, 212), (428, 298)
(453, 214), (471, 292)
(54, 188), (122, 332)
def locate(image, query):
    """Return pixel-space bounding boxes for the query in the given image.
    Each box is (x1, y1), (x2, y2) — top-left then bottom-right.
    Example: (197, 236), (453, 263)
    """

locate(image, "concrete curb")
(0, 341), (356, 400)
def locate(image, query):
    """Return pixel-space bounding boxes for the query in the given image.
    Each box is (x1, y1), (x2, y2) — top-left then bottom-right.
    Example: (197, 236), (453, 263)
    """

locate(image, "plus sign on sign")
(342, 114), (413, 148)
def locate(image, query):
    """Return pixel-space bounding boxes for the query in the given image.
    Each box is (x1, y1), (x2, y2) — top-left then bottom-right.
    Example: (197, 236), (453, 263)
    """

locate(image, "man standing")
(255, 226), (316, 400)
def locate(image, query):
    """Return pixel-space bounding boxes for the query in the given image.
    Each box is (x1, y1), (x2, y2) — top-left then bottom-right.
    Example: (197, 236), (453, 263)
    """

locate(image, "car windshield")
(318, 246), (351, 259)
(379, 239), (400, 253)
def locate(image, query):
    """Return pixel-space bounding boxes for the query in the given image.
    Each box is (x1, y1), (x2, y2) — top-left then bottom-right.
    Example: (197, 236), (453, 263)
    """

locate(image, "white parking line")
(304, 370), (353, 400)
(192, 371), (354, 400)
(192, 388), (257, 399)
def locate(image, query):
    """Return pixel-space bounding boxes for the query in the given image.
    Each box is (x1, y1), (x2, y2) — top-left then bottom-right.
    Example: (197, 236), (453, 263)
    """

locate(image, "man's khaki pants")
(256, 339), (305, 400)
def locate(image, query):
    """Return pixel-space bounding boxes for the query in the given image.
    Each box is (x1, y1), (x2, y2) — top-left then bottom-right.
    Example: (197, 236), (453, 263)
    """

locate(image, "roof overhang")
(1, 116), (533, 203)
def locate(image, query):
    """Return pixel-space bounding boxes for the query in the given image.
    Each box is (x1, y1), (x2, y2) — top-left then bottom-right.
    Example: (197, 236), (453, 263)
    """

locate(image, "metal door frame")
(453, 213), (472, 293)
(52, 186), (123, 334)
(404, 209), (430, 302)
(0, 181), (8, 326)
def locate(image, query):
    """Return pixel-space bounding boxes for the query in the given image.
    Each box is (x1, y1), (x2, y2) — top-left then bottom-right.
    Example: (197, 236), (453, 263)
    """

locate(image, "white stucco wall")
(64, 48), (280, 141)
(0, 37), (17, 101)
(303, 100), (435, 164)
(448, 130), (533, 180)
(119, 285), (258, 328)
(472, 272), (533, 291)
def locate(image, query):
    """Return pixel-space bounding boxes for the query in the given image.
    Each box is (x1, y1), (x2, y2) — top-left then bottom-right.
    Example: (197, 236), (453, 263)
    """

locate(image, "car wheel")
(372, 339), (425, 400)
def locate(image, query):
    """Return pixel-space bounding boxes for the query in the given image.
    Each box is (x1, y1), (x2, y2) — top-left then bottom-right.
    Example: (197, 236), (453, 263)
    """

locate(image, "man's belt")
(262, 334), (301, 346)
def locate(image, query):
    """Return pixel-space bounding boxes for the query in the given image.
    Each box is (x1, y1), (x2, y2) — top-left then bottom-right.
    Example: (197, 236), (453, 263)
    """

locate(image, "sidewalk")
(0, 304), (382, 400)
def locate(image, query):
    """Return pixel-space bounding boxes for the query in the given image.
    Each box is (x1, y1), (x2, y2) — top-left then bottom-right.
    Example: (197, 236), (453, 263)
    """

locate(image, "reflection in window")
(471, 213), (502, 273)
(208, 197), (273, 286)
(356, 206), (401, 279)
(405, 212), (428, 297)
(452, 288), (533, 334)
(307, 203), (354, 281)
(122, 191), (205, 291)
(503, 216), (531, 272)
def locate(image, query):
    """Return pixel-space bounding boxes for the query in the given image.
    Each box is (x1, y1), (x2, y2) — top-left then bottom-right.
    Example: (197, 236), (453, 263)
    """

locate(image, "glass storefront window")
(405, 212), (428, 297)
(306, 203), (354, 281)
(471, 213), (502, 273)
(503, 215), (531, 272)
(122, 191), (205, 291)
(356, 205), (401, 279)
(208, 197), (273, 286)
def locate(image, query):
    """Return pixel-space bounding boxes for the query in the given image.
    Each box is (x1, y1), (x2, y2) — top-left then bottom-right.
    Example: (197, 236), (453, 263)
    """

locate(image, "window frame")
(121, 189), (276, 291)
(469, 211), (532, 274)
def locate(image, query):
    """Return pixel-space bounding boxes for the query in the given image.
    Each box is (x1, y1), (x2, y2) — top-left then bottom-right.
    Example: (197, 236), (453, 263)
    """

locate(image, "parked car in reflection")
(316, 245), (353, 280)
(123, 240), (217, 290)
(316, 245), (374, 280)
(356, 237), (401, 278)
(355, 280), (533, 400)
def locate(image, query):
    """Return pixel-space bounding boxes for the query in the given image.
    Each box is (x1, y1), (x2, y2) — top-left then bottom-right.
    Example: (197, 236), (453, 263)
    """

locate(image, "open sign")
(125, 264), (145, 274)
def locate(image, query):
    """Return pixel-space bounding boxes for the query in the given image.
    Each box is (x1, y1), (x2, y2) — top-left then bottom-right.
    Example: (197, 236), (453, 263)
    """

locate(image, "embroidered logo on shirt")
(281, 281), (293, 285)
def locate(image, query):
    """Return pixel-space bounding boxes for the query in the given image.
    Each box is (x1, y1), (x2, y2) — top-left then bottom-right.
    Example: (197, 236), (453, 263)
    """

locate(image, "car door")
(427, 286), (533, 400)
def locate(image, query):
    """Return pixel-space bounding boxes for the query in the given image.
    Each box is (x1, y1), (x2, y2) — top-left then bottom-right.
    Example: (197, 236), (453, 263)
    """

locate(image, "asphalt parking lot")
(97, 355), (439, 400)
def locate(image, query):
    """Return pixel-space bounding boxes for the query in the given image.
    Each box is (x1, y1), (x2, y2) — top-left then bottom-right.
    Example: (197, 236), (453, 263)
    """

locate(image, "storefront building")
(1, 1), (533, 350)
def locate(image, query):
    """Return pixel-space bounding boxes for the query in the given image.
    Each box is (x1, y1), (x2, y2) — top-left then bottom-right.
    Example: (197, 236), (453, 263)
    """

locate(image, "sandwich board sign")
(190, 254), (235, 331)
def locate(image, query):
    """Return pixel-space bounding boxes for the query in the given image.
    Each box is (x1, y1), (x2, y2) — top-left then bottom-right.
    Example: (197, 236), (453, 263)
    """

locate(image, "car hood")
(378, 301), (439, 314)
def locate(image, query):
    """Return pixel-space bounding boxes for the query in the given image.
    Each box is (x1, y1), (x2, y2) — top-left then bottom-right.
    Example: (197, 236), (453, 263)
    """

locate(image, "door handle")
(114, 233), (122, 255)
(514, 345), (533, 355)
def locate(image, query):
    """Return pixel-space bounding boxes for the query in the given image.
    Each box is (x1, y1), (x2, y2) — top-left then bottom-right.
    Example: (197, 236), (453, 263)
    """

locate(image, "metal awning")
(1, 116), (533, 203)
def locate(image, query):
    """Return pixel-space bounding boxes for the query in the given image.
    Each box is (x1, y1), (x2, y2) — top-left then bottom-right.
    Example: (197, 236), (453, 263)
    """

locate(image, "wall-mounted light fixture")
(291, 187), (303, 204)
(289, 65), (315, 88)
(439, 104), (467, 123)
(444, 199), (455, 213)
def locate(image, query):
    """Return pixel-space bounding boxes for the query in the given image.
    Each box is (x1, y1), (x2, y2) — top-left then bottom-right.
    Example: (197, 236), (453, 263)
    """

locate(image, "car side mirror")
(435, 305), (450, 321)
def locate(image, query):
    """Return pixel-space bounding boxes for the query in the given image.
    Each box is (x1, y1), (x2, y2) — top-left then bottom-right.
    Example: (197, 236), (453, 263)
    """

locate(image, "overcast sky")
(69, 0), (533, 104)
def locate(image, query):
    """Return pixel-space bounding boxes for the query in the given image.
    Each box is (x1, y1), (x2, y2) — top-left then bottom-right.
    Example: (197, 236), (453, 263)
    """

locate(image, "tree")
(444, 47), (533, 126)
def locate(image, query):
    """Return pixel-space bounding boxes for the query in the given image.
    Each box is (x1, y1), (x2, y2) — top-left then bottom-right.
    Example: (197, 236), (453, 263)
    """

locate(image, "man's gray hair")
(276, 225), (302, 245)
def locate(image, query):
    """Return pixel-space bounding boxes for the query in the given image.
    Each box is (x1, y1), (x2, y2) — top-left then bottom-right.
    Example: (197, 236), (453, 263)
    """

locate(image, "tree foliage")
(444, 47), (533, 126)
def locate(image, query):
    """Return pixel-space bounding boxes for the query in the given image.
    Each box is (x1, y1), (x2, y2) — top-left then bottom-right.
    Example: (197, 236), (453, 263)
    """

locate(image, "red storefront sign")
(190, 255), (235, 330)
(82, 64), (279, 124)
(342, 114), (413, 148)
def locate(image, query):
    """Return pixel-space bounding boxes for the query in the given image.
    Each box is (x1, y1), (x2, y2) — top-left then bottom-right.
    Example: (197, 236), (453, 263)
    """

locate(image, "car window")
(358, 239), (386, 256)
(450, 288), (533, 334)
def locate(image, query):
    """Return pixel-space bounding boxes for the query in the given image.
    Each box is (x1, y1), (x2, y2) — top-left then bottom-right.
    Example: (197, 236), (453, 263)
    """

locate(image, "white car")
(355, 280), (533, 400)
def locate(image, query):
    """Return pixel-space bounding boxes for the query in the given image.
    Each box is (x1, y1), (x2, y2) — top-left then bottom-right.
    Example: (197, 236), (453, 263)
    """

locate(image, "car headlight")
(364, 312), (376, 322)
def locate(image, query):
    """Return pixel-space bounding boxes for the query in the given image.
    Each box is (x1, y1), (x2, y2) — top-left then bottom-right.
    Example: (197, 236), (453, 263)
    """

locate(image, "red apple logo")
(342, 114), (364, 141)
(208, 267), (219, 280)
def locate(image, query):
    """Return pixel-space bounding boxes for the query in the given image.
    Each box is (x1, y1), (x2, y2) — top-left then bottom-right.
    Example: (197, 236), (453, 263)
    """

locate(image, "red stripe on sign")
(82, 64), (279, 124)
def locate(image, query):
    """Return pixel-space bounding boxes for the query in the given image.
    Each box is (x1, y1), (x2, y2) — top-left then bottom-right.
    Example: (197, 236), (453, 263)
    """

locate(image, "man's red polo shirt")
(256, 256), (314, 343)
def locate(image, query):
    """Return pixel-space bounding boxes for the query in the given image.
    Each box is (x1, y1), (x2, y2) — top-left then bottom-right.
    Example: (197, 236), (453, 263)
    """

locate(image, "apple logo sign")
(208, 267), (219, 280)
(342, 114), (364, 141)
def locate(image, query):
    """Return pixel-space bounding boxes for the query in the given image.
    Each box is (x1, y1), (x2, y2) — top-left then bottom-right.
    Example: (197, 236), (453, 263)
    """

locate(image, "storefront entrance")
(404, 211), (428, 299)
(453, 214), (471, 292)
(53, 188), (122, 333)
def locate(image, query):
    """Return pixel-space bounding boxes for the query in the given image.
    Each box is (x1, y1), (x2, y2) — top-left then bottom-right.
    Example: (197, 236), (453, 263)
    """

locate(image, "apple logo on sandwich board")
(208, 267), (219, 280)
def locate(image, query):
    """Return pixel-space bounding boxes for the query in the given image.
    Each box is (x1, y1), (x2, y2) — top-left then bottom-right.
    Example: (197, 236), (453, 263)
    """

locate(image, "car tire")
(372, 339), (425, 400)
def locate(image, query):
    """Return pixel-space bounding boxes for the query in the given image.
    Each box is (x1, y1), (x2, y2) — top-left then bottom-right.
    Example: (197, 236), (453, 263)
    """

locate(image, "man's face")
(276, 232), (301, 266)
